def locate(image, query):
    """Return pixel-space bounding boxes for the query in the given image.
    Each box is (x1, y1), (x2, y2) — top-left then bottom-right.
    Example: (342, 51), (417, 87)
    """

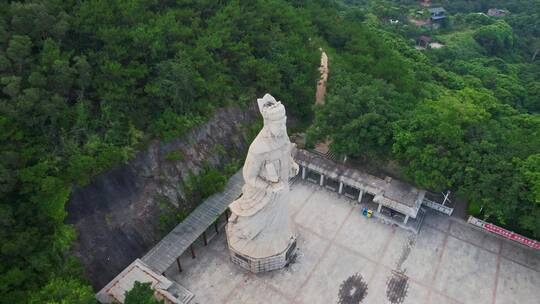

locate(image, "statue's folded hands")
(270, 181), (285, 192)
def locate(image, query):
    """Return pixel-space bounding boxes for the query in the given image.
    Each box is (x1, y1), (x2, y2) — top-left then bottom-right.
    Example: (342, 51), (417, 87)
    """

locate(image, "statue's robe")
(227, 128), (296, 258)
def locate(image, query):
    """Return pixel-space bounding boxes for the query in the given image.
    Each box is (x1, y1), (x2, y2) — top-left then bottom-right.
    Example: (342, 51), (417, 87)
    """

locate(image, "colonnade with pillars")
(300, 166), (365, 203)
(300, 165), (411, 225)
(173, 209), (230, 274)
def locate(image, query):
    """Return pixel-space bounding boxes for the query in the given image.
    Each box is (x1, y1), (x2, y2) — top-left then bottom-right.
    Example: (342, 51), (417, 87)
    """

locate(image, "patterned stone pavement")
(164, 181), (540, 304)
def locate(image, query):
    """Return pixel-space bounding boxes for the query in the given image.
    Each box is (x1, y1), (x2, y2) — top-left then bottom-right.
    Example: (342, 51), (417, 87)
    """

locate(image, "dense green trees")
(1, 0), (539, 302)
(310, 1), (540, 239)
(0, 0), (322, 302)
(393, 89), (540, 233)
(474, 20), (514, 55)
(28, 277), (95, 304)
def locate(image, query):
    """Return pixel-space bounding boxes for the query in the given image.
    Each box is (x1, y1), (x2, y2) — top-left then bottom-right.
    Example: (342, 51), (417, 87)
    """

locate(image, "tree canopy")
(124, 282), (163, 304)
(1, 1), (539, 303)
(310, 0), (540, 239)
(0, 0), (324, 302)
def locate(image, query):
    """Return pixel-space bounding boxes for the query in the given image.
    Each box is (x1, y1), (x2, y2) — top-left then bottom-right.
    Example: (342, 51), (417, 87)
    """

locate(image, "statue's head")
(257, 93), (287, 138)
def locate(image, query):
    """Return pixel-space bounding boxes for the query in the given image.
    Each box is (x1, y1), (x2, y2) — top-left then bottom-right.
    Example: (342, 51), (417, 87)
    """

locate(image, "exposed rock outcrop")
(66, 105), (258, 290)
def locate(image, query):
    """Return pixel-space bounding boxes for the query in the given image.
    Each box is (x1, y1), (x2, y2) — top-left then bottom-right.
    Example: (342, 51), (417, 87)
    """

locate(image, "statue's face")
(267, 119), (287, 137)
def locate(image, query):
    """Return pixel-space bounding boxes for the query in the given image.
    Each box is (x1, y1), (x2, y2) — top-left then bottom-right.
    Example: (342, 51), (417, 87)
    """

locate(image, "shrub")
(467, 201), (482, 216)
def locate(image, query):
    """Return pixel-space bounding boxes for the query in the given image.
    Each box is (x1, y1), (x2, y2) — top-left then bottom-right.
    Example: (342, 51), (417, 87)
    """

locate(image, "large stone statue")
(226, 93), (299, 273)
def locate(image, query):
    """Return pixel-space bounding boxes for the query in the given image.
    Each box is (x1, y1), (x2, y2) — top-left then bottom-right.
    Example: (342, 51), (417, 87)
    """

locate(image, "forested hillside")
(1, 0), (539, 303)
(0, 1), (325, 302)
(309, 1), (540, 240)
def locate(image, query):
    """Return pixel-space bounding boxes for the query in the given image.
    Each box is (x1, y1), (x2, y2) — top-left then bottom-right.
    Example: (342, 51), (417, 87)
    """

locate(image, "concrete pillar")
(319, 174), (324, 186)
(358, 190), (364, 203)
(176, 258), (182, 272)
(377, 203), (382, 213)
(338, 182), (343, 194)
(301, 166), (306, 179)
(404, 215), (409, 225)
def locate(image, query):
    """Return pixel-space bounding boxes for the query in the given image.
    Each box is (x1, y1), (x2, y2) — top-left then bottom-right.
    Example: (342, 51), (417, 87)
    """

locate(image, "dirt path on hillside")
(315, 51), (329, 105)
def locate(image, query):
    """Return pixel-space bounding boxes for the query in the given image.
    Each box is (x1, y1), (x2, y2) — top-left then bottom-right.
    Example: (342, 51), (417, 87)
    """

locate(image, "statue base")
(226, 233), (297, 273)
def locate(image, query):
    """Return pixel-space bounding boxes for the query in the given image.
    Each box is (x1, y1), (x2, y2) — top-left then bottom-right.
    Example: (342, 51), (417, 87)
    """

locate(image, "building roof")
(374, 177), (425, 217)
(96, 259), (193, 304)
(293, 149), (425, 217)
(294, 149), (385, 194)
(428, 7), (446, 14)
(431, 15), (446, 21)
(487, 8), (508, 17)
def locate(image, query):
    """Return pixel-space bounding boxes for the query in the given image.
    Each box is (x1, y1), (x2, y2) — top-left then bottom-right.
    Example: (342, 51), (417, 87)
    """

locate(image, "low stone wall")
(228, 236), (297, 273)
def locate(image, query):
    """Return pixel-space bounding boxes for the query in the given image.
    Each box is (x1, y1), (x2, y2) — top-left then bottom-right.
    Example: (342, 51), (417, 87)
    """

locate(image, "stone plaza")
(166, 180), (540, 304)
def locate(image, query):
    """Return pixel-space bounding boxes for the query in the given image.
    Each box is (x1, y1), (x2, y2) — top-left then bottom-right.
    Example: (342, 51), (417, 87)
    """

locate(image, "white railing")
(422, 198), (453, 216)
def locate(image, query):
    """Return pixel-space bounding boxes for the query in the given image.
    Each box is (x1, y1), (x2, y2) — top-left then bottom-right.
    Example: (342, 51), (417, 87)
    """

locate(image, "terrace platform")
(165, 180), (540, 304)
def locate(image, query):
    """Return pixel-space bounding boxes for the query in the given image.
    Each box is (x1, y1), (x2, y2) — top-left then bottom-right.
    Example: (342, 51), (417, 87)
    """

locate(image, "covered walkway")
(142, 171), (244, 273)
(97, 171), (244, 303)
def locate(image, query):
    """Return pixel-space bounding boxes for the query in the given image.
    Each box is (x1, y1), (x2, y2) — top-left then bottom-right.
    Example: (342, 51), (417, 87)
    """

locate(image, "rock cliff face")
(65, 105), (258, 290)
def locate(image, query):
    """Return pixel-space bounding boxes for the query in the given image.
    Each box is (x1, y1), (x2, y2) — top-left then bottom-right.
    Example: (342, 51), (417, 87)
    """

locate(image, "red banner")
(483, 223), (540, 250)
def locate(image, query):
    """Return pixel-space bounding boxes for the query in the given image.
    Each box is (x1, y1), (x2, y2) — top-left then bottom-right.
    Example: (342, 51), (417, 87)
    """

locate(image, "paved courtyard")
(164, 181), (540, 304)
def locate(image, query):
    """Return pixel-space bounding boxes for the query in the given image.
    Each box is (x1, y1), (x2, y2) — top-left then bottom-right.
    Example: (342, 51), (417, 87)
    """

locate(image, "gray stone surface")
(433, 236), (497, 304)
(335, 208), (394, 259)
(170, 247), (247, 304)
(297, 243), (377, 304)
(67, 105), (258, 289)
(227, 277), (290, 304)
(256, 227), (329, 299)
(496, 257), (540, 304)
(423, 211), (452, 232)
(293, 189), (353, 237)
(166, 181), (540, 304)
(500, 240), (540, 272)
(448, 221), (501, 253)
(381, 227), (446, 286)
(363, 269), (428, 304)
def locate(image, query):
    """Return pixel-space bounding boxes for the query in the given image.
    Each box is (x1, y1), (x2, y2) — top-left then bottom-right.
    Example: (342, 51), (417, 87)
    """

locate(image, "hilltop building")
(487, 8), (508, 17)
(428, 7), (446, 22)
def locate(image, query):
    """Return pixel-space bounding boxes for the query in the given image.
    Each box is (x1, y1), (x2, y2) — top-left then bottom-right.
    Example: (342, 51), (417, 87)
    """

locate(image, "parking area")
(165, 181), (540, 304)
